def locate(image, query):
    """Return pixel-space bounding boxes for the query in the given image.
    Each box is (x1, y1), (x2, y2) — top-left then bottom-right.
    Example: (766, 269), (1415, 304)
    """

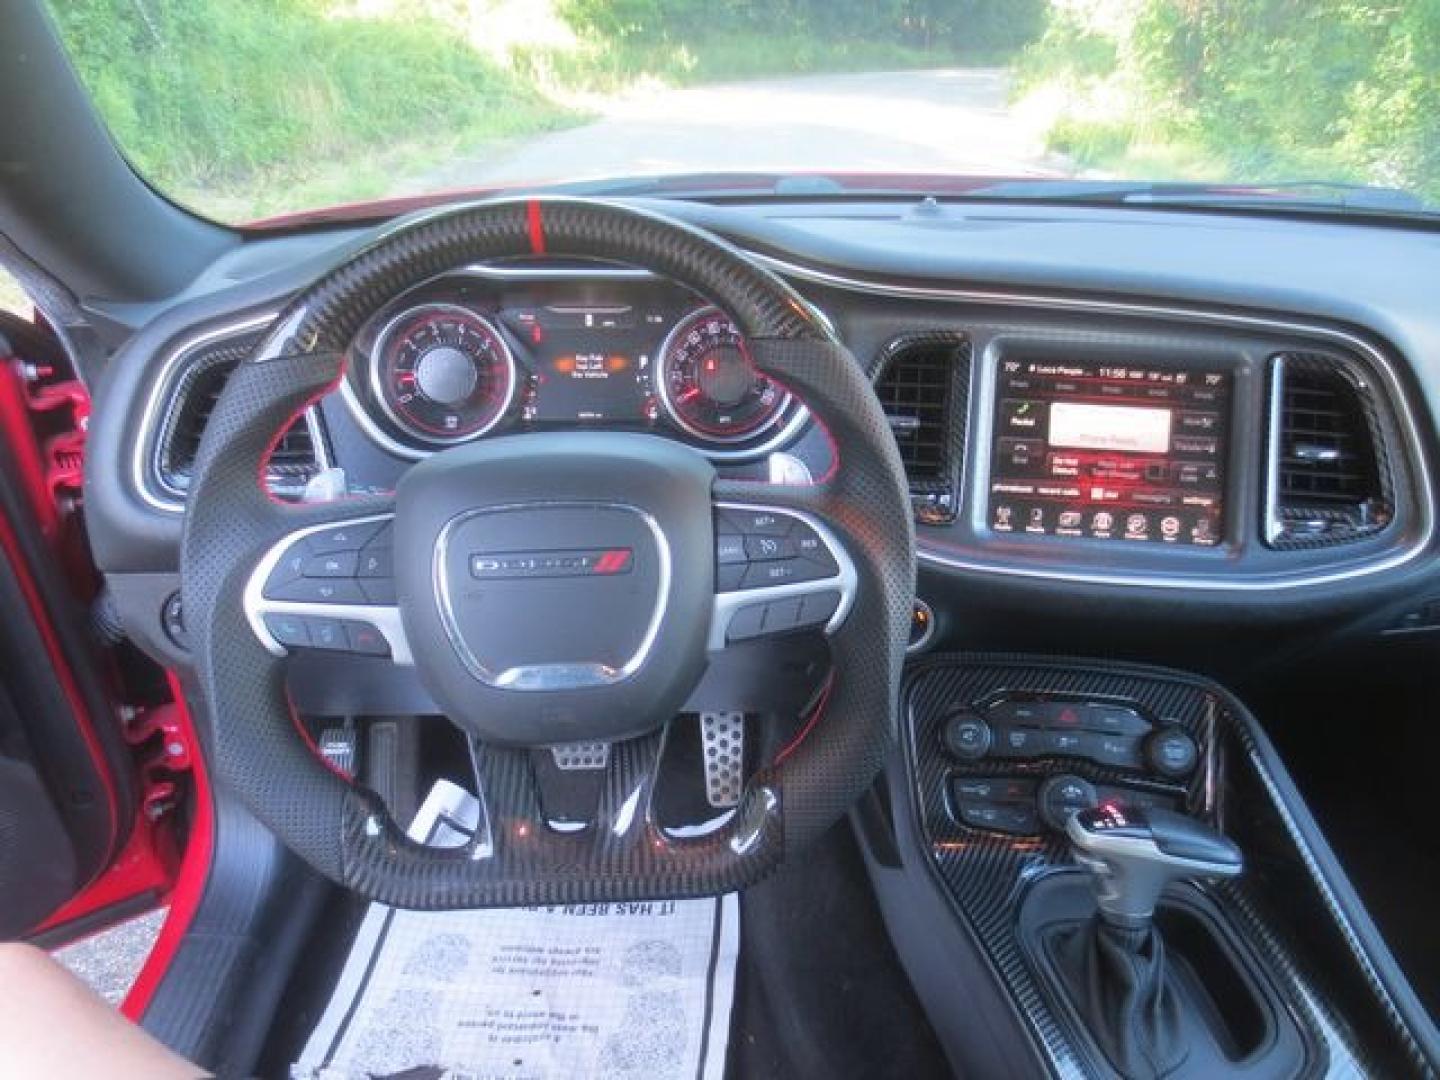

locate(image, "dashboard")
(83, 197), (1440, 689)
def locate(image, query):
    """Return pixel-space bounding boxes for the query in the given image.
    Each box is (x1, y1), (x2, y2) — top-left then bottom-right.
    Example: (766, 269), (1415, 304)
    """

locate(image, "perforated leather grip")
(181, 197), (913, 907)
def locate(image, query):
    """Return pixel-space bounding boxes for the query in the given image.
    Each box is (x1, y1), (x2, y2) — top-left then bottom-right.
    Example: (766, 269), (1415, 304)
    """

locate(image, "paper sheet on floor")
(292, 780), (740, 1080)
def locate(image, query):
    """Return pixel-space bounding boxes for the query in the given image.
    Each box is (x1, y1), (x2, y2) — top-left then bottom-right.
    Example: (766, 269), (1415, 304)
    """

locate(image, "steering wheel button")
(763, 597), (803, 632)
(263, 546), (309, 595)
(308, 521), (383, 554)
(744, 534), (797, 562)
(715, 534), (747, 565)
(725, 602), (768, 643)
(796, 589), (842, 627)
(302, 551), (359, 578)
(359, 577), (397, 605)
(344, 621), (391, 656)
(263, 613), (310, 648)
(739, 558), (803, 589)
(358, 547), (393, 578)
(716, 562), (746, 592)
(731, 509), (792, 536)
(268, 577), (366, 604)
(308, 618), (348, 650)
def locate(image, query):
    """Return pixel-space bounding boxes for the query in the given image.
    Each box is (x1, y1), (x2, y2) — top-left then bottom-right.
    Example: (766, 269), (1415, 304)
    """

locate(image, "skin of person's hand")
(0, 942), (207, 1080)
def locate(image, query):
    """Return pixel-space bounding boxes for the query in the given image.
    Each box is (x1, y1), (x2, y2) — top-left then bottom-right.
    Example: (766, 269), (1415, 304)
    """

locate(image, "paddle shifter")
(1056, 803), (1243, 1079)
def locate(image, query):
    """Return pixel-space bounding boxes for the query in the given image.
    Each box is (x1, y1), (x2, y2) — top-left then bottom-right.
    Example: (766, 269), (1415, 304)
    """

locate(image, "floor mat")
(291, 781), (739, 1080)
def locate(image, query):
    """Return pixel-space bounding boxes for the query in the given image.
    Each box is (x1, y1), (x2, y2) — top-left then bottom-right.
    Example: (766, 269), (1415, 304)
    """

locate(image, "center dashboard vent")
(153, 331), (324, 502)
(1267, 352), (1393, 547)
(873, 332), (971, 524)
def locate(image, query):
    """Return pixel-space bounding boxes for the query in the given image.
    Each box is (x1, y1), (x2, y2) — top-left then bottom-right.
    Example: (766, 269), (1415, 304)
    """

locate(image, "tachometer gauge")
(657, 307), (790, 442)
(370, 304), (516, 445)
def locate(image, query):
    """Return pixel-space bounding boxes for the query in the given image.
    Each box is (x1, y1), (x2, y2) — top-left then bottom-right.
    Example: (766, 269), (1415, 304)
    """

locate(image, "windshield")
(42, 1), (1440, 224)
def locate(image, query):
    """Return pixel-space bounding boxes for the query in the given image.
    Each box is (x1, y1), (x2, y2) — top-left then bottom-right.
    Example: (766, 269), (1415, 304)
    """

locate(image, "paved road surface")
(421, 68), (1064, 191)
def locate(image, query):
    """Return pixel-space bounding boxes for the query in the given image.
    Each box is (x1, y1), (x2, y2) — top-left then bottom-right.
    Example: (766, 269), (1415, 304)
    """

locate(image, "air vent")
(154, 332), (323, 502)
(1267, 353), (1392, 547)
(874, 333), (970, 523)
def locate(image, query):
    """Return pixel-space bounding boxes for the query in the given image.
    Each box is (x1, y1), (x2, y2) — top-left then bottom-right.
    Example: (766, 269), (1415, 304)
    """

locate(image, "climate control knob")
(1144, 726), (1199, 778)
(1038, 774), (1098, 830)
(943, 711), (992, 761)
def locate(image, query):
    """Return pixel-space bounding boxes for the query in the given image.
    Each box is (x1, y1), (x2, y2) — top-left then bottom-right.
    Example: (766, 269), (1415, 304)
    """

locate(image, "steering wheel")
(181, 198), (914, 908)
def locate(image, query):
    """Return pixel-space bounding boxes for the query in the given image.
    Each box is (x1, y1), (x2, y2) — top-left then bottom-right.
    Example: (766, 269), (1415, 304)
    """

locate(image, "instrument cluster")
(347, 272), (807, 460)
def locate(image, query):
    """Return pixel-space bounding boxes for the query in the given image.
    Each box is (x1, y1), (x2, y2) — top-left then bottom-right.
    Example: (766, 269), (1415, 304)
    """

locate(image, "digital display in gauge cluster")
(987, 357), (1230, 547)
(499, 303), (659, 424)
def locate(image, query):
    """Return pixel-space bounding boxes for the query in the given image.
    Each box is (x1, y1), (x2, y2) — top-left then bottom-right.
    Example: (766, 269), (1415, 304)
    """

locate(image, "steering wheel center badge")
(469, 547), (634, 580)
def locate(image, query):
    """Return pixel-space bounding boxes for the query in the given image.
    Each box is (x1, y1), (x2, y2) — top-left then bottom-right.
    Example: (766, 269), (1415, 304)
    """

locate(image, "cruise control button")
(308, 617), (348, 651)
(263, 613), (310, 647)
(715, 535), (747, 565)
(308, 522), (383, 554)
(302, 551), (359, 578)
(796, 590), (842, 627)
(725, 509), (792, 536)
(744, 534), (797, 562)
(789, 524), (838, 574)
(266, 577), (366, 605)
(344, 620), (391, 656)
(357, 547), (393, 578)
(739, 559), (810, 589)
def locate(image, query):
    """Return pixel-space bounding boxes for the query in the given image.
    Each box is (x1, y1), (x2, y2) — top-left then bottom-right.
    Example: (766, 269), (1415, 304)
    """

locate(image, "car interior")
(1, 1), (1437, 1077)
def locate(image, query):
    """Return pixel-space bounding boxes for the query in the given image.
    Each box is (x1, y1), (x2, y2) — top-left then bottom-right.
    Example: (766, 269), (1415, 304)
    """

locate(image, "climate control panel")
(940, 692), (1198, 837)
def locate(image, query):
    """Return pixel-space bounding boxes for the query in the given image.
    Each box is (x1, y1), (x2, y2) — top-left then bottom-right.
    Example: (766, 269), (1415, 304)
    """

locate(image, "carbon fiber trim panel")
(902, 655), (1422, 1078)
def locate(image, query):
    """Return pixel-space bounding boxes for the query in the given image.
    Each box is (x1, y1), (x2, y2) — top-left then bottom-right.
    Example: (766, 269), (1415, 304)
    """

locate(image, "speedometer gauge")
(370, 304), (516, 445)
(657, 307), (790, 442)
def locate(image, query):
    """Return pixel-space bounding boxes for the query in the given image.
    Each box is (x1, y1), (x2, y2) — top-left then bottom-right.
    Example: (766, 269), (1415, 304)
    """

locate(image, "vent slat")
(1270, 355), (1390, 545)
(159, 341), (320, 498)
(873, 335), (969, 524)
(874, 343), (958, 480)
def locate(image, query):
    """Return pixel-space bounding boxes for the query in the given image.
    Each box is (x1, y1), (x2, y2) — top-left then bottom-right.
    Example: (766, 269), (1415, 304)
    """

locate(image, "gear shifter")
(1054, 803), (1243, 1079)
(1067, 802), (1243, 928)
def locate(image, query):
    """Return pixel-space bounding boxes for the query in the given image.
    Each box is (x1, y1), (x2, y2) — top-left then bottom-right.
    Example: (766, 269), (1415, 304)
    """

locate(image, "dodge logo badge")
(469, 547), (634, 580)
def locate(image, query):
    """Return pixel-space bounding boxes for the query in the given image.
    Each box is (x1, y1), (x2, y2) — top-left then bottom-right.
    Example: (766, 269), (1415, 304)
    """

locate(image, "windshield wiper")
(962, 178), (1433, 216)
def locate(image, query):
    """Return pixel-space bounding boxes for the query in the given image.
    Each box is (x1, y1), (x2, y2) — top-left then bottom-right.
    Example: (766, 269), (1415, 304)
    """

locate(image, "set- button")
(264, 519), (395, 605)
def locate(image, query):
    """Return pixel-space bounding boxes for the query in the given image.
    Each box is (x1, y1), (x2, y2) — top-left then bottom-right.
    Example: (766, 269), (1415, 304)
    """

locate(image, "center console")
(857, 655), (1433, 1079)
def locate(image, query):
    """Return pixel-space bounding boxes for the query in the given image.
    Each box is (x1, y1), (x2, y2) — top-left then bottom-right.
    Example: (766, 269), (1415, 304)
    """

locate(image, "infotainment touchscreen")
(987, 358), (1229, 546)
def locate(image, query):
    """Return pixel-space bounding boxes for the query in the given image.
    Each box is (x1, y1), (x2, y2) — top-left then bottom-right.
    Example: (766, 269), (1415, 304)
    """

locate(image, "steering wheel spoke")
(244, 501), (404, 662)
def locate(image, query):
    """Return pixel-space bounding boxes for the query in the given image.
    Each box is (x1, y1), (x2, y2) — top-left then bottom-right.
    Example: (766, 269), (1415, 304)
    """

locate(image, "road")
(419, 68), (1065, 191)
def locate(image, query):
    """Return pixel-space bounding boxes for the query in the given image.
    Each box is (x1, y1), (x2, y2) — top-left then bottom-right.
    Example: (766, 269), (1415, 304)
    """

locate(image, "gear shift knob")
(1067, 802), (1243, 929)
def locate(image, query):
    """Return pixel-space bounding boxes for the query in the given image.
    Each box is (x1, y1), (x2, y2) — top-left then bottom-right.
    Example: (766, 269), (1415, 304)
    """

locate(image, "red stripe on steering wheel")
(526, 200), (546, 255)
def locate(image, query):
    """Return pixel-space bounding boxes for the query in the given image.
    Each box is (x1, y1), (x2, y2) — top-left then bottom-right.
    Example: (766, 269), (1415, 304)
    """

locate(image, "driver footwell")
(289, 781), (740, 1079)
(260, 774), (947, 1079)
